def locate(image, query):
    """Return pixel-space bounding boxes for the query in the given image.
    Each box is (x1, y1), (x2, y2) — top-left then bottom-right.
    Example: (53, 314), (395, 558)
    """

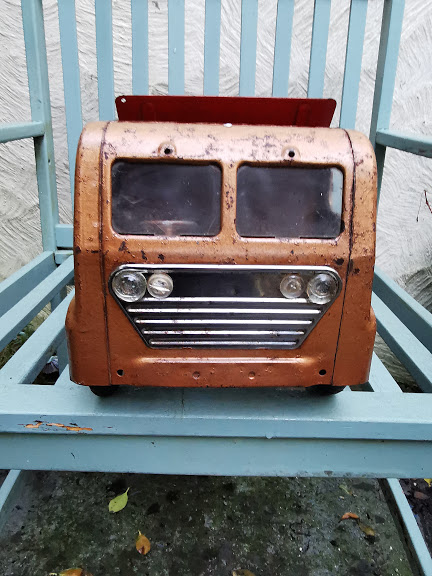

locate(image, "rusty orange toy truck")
(65, 96), (377, 396)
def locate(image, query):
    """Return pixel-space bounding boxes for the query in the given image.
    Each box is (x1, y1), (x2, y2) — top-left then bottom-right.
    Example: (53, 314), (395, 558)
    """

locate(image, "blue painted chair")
(0, 0), (432, 571)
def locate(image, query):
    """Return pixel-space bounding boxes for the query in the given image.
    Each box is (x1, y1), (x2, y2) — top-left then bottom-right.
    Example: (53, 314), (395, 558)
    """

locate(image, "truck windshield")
(111, 161), (222, 236)
(236, 165), (343, 239)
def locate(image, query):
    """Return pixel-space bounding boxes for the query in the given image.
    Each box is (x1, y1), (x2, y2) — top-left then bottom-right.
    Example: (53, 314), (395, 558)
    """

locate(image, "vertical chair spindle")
(95, 0), (116, 120)
(239, 0), (258, 96)
(21, 0), (59, 253)
(272, 0), (295, 97)
(307, 0), (331, 98)
(369, 0), (405, 200)
(131, 0), (149, 95)
(58, 0), (83, 206)
(339, 0), (368, 130)
(204, 0), (221, 95)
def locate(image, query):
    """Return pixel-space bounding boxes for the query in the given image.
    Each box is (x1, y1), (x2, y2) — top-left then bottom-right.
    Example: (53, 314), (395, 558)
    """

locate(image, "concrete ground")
(0, 472), (413, 576)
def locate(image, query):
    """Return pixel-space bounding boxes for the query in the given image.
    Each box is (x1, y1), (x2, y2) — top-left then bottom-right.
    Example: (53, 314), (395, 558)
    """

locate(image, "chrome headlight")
(307, 273), (338, 304)
(280, 274), (305, 299)
(147, 273), (174, 299)
(112, 270), (147, 302)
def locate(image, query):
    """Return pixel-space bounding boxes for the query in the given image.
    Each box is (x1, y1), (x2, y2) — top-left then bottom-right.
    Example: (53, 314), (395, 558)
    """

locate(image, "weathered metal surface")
(66, 121), (376, 390)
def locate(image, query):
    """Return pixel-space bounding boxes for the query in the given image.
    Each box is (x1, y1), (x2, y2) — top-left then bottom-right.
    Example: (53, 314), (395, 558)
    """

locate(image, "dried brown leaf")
(414, 491), (429, 500)
(341, 512), (359, 521)
(58, 570), (93, 576)
(358, 521), (375, 537)
(136, 531), (151, 555)
(232, 570), (256, 576)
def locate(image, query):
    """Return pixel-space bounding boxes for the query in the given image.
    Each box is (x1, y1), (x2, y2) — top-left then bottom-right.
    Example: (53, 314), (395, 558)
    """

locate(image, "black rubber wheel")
(307, 384), (345, 396)
(90, 385), (119, 397)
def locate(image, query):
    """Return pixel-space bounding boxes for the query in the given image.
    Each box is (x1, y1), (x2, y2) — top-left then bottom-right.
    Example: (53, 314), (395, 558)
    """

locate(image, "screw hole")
(319, 369), (327, 376)
(164, 146), (173, 155)
(288, 149), (295, 158)
(120, 97), (126, 103)
(117, 369), (124, 376)
(192, 371), (200, 380)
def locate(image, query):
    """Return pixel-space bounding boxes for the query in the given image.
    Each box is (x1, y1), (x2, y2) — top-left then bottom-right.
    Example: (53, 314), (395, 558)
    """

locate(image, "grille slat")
(111, 264), (342, 349)
(130, 307), (320, 315)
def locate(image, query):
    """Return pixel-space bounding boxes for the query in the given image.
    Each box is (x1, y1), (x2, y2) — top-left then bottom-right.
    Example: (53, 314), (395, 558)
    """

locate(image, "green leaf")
(108, 488), (130, 513)
(358, 521), (375, 538)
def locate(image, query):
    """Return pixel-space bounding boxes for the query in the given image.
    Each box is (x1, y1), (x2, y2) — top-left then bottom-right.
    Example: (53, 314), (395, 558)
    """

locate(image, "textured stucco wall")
(1, 0), (431, 298)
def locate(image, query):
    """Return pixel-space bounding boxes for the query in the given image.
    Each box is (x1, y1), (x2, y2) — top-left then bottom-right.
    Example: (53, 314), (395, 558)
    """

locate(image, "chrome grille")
(109, 264), (342, 349)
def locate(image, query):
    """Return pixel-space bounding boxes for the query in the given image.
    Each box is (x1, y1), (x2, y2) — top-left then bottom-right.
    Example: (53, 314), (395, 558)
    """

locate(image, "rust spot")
(74, 246), (81, 254)
(118, 241), (127, 252)
(25, 421), (43, 429)
(158, 254), (165, 261)
(46, 422), (93, 432)
(353, 268), (360, 275)
(141, 250), (147, 261)
(24, 420), (92, 432)
(334, 258), (344, 266)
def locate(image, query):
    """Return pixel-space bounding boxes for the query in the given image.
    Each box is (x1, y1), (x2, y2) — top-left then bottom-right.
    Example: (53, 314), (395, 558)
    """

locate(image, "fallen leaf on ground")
(109, 488), (129, 513)
(136, 531), (151, 555)
(232, 570), (256, 576)
(358, 521), (375, 537)
(414, 491), (429, 500)
(424, 479), (432, 487)
(341, 512), (359, 520)
(339, 484), (354, 496)
(51, 569), (93, 576)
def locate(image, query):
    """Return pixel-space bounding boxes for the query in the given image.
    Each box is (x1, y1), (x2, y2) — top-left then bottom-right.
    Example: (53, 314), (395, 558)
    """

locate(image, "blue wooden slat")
(370, 0), (405, 144)
(339, 0), (368, 129)
(374, 267), (432, 353)
(369, 0), (405, 197)
(0, 121), (45, 143)
(95, 0), (116, 120)
(375, 129), (432, 158)
(168, 0), (185, 95)
(272, 0), (295, 97)
(55, 223), (73, 249)
(239, 0), (258, 96)
(0, 471), (27, 532)
(203, 0), (221, 95)
(385, 478), (432, 576)
(0, 257), (74, 351)
(21, 0), (59, 252)
(0, 252), (55, 317)
(55, 250), (73, 265)
(55, 366), (75, 388)
(373, 293), (432, 393)
(307, 0), (331, 98)
(1, 382), (432, 442)
(131, 0), (149, 94)
(1, 427), (432, 477)
(0, 291), (74, 385)
(58, 0), (83, 204)
(368, 353), (402, 395)
(0, 432), (429, 478)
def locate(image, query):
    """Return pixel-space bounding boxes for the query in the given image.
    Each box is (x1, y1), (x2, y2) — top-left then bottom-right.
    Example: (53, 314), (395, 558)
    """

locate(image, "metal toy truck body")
(66, 99), (377, 392)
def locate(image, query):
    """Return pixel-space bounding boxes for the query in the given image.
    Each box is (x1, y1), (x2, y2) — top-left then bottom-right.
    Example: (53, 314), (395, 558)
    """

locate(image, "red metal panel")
(115, 95), (336, 127)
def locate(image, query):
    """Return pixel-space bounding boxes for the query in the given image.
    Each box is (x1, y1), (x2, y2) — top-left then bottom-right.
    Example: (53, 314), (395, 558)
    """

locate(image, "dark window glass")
(111, 161), (222, 236)
(236, 165), (343, 239)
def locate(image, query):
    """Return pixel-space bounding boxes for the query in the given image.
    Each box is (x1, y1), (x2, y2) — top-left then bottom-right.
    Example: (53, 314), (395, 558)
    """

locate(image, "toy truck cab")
(66, 97), (377, 394)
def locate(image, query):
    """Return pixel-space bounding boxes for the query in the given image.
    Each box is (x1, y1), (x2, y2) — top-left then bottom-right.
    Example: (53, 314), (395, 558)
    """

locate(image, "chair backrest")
(15, 0), (406, 253)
